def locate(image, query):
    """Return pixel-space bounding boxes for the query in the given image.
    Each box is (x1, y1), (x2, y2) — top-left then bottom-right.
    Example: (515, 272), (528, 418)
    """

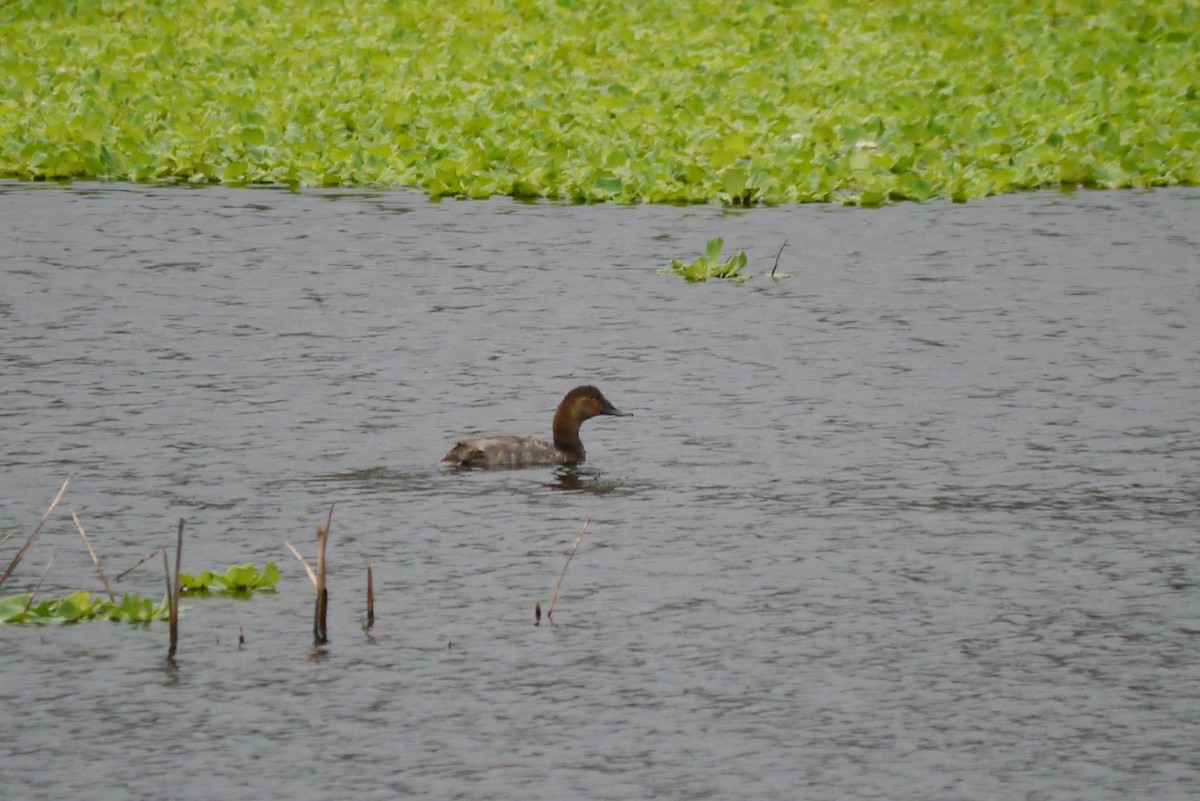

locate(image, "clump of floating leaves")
(661, 238), (750, 283)
(180, 562), (280, 594)
(0, 591), (169, 624)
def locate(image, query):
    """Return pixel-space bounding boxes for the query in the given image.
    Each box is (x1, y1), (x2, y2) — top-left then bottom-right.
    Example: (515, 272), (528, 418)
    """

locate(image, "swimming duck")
(440, 385), (632, 469)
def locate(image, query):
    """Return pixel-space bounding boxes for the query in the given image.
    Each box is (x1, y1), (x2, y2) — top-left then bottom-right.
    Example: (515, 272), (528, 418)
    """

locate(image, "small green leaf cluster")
(0, 0), (1196, 203)
(661, 238), (750, 283)
(0, 591), (170, 624)
(179, 562), (280, 594)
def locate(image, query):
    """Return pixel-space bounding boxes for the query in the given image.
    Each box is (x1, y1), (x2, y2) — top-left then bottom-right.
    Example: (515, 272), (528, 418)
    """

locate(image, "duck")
(440, 385), (632, 469)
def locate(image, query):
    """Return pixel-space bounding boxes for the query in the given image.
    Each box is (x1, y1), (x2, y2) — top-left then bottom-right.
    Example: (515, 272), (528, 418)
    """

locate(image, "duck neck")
(552, 410), (586, 462)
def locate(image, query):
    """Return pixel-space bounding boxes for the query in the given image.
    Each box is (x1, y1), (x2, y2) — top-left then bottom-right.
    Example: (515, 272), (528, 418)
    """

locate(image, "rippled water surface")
(2, 182), (1198, 800)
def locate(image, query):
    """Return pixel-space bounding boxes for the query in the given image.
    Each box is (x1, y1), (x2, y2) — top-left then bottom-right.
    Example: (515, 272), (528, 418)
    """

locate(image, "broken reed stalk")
(23, 552), (57, 613)
(545, 517), (590, 622)
(71, 510), (115, 602)
(314, 521), (329, 644)
(365, 560), (374, 630)
(115, 548), (162, 582)
(166, 519), (184, 660)
(0, 475), (71, 591)
(289, 502), (335, 645)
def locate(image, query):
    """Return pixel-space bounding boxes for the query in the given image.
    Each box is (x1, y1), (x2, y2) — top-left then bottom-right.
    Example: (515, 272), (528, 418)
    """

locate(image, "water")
(1, 181), (1198, 800)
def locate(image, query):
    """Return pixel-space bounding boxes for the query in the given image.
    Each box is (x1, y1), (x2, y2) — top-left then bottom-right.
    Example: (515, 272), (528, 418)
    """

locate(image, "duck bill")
(601, 399), (632, 417)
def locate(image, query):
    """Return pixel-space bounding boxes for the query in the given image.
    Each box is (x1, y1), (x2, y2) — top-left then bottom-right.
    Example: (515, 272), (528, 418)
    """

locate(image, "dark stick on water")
(167, 519), (184, 660)
(365, 560), (375, 630)
(771, 239), (788, 278)
(313, 503), (334, 645)
(162, 548), (174, 659)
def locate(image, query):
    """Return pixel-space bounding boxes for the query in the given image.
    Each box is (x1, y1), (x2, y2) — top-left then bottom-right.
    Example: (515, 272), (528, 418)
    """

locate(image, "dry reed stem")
(71, 510), (115, 602)
(285, 541), (318, 588)
(546, 517), (590, 621)
(23, 552), (57, 613)
(0, 476), (71, 590)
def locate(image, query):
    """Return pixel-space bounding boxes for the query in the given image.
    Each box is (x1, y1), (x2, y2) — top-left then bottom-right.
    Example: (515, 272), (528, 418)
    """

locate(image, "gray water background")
(1, 182), (1198, 800)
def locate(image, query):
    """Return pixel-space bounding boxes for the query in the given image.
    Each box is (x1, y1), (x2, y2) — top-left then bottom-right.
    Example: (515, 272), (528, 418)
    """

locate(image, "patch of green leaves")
(0, 0), (1196, 202)
(179, 562), (279, 594)
(1, 591), (170, 624)
(662, 237), (750, 283)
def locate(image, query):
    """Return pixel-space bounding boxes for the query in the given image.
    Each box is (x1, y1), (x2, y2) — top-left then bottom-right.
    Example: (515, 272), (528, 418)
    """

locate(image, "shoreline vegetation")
(1, 0), (1196, 204)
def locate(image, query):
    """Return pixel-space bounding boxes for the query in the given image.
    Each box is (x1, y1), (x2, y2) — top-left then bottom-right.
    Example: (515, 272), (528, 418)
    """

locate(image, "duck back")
(439, 436), (569, 469)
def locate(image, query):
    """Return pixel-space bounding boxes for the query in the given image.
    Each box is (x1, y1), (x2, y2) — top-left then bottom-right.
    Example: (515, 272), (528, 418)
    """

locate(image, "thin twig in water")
(546, 517), (591, 621)
(71, 510), (115, 602)
(771, 239), (788, 277)
(0, 476), (71, 591)
(24, 552), (57, 613)
(116, 548), (162, 582)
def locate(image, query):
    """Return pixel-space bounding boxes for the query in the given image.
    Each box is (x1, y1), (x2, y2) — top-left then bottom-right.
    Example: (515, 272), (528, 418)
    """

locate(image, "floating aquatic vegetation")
(661, 238), (750, 283)
(179, 562), (280, 594)
(0, 1), (1197, 202)
(0, 591), (170, 624)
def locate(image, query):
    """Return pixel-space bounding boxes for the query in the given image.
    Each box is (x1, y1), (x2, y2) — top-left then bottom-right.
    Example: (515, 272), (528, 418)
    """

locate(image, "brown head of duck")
(551, 385), (633, 463)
